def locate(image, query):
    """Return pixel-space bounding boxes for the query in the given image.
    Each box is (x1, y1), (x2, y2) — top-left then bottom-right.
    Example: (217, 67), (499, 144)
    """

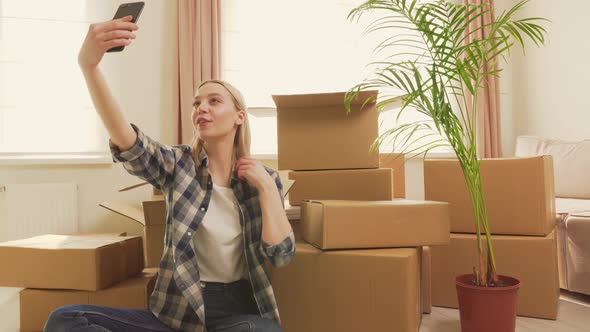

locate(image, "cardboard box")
(0, 235), (143, 291)
(271, 242), (422, 332)
(381, 153), (406, 198)
(78, 232), (128, 236)
(301, 199), (450, 249)
(100, 193), (166, 268)
(289, 220), (303, 242)
(422, 246), (432, 314)
(430, 232), (559, 319)
(20, 271), (157, 332)
(288, 168), (393, 206)
(424, 156), (556, 236)
(286, 224), (432, 314)
(273, 91), (379, 171)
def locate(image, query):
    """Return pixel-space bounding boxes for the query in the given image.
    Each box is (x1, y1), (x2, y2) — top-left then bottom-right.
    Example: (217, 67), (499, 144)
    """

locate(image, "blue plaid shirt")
(110, 124), (295, 331)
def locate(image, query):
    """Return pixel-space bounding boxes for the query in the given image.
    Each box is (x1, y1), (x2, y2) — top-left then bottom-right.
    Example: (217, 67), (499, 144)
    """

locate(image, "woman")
(44, 15), (294, 332)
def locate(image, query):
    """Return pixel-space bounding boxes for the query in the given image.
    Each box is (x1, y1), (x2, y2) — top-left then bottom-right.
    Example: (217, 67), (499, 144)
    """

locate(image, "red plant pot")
(455, 274), (521, 332)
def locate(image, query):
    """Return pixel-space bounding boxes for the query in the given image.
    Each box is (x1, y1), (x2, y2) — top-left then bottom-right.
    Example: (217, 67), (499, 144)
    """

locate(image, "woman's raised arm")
(78, 15), (139, 151)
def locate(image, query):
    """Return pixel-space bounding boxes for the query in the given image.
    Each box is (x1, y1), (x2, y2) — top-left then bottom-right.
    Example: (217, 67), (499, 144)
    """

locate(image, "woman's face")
(192, 83), (245, 142)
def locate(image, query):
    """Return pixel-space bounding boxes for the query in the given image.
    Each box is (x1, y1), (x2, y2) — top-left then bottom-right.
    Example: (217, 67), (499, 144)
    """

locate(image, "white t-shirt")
(193, 183), (248, 282)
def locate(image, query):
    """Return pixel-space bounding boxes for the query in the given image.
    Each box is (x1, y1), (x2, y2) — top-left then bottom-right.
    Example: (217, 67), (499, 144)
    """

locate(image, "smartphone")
(107, 2), (145, 53)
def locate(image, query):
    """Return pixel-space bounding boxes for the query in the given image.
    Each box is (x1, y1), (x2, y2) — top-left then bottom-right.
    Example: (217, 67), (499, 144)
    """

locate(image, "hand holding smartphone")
(78, 2), (142, 68)
(107, 2), (145, 52)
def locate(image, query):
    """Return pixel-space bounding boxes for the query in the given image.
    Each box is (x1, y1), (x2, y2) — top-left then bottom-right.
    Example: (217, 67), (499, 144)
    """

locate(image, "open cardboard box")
(274, 90), (380, 171)
(100, 185), (166, 268)
(100, 172), (295, 267)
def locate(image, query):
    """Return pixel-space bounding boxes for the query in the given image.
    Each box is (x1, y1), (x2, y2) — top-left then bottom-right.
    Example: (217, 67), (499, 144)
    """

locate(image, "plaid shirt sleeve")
(109, 123), (178, 191)
(262, 231), (295, 268)
(261, 169), (296, 268)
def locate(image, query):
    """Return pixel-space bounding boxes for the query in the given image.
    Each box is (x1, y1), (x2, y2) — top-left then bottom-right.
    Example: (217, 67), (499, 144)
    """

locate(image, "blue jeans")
(43, 305), (173, 332)
(43, 279), (283, 332)
(201, 279), (283, 332)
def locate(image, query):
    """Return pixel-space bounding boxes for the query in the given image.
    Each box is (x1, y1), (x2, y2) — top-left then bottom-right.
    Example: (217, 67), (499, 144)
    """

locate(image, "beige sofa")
(515, 136), (590, 295)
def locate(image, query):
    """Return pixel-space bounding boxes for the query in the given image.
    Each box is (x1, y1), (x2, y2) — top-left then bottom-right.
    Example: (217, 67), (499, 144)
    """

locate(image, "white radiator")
(0, 182), (78, 242)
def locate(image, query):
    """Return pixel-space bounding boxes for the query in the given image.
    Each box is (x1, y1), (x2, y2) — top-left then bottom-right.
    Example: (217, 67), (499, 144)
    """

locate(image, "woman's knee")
(43, 305), (85, 332)
(43, 305), (97, 332)
(250, 317), (283, 332)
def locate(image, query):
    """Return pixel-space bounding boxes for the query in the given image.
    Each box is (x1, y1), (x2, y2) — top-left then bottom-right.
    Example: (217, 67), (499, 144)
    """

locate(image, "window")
(221, 0), (451, 156)
(0, 1), (110, 159)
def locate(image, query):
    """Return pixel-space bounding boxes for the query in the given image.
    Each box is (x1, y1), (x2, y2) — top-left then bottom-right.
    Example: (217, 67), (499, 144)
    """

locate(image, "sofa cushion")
(515, 136), (590, 199)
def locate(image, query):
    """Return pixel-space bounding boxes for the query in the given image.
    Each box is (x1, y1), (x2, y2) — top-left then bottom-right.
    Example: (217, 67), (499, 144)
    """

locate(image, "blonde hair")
(190, 80), (251, 165)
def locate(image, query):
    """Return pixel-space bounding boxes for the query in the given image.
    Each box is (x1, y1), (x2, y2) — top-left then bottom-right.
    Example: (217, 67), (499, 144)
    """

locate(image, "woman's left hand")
(236, 157), (274, 190)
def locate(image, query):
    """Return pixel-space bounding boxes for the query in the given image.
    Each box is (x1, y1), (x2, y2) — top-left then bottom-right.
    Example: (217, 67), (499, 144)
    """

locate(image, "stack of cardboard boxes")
(425, 156), (560, 319)
(270, 91), (451, 332)
(0, 234), (155, 331)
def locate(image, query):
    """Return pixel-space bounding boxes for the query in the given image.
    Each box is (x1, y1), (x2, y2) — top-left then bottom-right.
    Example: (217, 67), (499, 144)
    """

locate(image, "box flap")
(117, 182), (162, 196)
(99, 201), (146, 226)
(272, 90), (377, 108)
(118, 182), (150, 192)
(79, 232), (128, 236)
(0, 234), (139, 249)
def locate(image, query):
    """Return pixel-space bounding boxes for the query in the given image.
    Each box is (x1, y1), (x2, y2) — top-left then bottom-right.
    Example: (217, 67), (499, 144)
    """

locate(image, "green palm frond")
(345, 0), (547, 286)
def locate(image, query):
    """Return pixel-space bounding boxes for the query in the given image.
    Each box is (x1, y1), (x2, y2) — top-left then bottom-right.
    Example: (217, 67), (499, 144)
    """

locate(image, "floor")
(420, 290), (590, 332)
(0, 287), (20, 331)
(1, 287), (589, 331)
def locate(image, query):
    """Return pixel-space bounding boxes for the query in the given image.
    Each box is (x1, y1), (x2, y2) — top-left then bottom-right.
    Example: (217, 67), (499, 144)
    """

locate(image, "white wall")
(0, 0), (177, 236)
(498, 0), (590, 156)
(3, 0), (583, 236)
(401, 0), (590, 198)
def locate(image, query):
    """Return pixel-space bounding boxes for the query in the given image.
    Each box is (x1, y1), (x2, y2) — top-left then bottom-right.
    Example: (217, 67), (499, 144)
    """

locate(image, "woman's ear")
(235, 110), (246, 126)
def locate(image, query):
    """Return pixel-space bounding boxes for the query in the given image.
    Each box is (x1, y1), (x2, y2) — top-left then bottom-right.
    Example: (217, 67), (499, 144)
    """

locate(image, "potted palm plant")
(345, 1), (547, 331)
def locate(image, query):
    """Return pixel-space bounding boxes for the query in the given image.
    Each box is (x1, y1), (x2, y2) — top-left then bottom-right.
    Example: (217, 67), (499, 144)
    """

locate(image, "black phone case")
(107, 2), (145, 53)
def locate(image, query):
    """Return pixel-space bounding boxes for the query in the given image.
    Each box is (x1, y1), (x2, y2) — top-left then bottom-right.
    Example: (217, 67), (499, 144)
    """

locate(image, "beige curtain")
(463, 0), (502, 158)
(174, 0), (222, 144)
